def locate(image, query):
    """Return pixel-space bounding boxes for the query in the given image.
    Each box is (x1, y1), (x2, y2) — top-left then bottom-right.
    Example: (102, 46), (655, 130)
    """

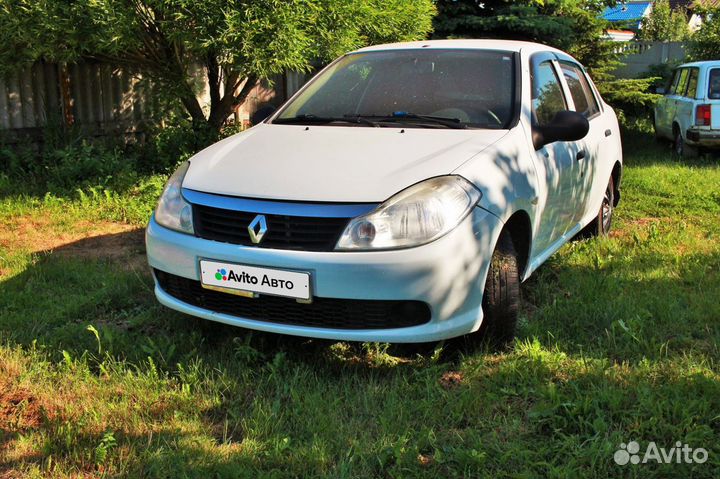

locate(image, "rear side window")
(686, 68), (699, 98)
(560, 62), (600, 118)
(709, 69), (720, 99)
(674, 68), (689, 95)
(531, 61), (567, 126)
(669, 69), (682, 93)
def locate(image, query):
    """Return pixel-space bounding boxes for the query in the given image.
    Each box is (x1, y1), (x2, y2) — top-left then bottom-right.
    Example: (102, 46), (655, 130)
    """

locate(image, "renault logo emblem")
(248, 215), (268, 244)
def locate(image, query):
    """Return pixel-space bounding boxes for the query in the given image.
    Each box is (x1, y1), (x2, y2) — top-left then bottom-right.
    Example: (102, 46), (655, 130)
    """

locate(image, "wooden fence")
(0, 60), (311, 143)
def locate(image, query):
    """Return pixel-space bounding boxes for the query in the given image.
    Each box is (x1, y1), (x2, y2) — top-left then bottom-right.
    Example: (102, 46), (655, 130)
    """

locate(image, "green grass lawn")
(1, 131), (719, 478)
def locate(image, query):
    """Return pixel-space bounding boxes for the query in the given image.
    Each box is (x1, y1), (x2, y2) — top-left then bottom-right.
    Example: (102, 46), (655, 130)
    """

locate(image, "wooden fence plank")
(0, 80), (10, 129)
(6, 73), (23, 129)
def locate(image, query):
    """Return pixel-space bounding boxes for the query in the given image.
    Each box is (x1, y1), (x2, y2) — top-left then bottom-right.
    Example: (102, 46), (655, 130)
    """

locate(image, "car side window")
(709, 69), (720, 99)
(685, 68), (699, 98)
(531, 61), (567, 126)
(669, 69), (682, 94)
(559, 62), (600, 119)
(675, 68), (690, 96)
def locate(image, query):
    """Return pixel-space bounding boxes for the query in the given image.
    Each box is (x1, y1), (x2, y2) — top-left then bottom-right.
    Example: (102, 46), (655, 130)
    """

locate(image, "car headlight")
(155, 161), (194, 234)
(335, 176), (481, 251)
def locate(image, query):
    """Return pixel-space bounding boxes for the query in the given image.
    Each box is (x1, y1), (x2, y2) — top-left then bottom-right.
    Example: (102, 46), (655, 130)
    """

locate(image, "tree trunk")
(207, 74), (259, 130)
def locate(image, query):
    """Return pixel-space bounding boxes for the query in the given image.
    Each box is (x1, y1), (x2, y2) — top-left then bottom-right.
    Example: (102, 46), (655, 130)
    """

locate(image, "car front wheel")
(479, 231), (520, 344)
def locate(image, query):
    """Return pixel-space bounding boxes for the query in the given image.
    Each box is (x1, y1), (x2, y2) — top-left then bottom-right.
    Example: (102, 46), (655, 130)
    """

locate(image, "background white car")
(654, 60), (720, 157)
(146, 40), (623, 343)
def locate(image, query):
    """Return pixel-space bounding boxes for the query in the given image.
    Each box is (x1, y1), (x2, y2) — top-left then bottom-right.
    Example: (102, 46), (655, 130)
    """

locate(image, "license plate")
(200, 260), (311, 300)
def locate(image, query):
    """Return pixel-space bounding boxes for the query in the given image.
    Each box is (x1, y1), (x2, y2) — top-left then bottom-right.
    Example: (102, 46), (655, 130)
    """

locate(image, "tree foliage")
(688, 8), (720, 60)
(432, 0), (662, 123)
(0, 0), (435, 131)
(432, 0), (618, 70)
(637, 0), (690, 41)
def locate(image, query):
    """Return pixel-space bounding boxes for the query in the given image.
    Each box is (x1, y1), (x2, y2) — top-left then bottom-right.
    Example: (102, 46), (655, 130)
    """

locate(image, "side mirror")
(251, 105), (277, 125)
(533, 110), (589, 150)
(656, 86), (666, 95)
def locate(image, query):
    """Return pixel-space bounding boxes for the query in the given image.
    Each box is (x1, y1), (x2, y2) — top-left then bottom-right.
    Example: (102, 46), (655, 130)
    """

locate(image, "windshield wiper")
(273, 114), (379, 127)
(354, 112), (467, 129)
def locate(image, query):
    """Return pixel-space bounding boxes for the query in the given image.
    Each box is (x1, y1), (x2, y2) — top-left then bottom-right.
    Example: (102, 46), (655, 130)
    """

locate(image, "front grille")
(193, 204), (349, 252)
(155, 270), (431, 330)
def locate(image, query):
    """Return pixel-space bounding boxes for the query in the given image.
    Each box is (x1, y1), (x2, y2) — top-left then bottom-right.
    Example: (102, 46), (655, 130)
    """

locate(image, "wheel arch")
(672, 120), (681, 137)
(611, 161), (622, 206)
(502, 210), (532, 280)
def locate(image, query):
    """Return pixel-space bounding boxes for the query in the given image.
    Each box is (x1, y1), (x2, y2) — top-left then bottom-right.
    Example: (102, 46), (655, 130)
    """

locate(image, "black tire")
(479, 232), (520, 344)
(674, 127), (697, 158)
(580, 174), (615, 238)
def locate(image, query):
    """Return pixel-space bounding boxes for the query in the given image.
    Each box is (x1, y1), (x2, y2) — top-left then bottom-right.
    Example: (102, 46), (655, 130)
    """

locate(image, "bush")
(0, 118), (244, 195)
(0, 138), (136, 194)
(136, 119), (242, 174)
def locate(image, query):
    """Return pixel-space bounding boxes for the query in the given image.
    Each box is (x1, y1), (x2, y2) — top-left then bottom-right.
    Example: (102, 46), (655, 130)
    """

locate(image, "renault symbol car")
(146, 40), (623, 343)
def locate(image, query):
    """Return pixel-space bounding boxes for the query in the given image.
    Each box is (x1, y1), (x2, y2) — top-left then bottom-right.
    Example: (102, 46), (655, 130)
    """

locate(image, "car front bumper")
(145, 207), (504, 343)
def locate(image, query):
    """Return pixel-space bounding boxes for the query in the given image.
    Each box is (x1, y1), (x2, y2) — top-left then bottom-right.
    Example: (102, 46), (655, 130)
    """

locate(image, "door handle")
(576, 150), (586, 161)
(604, 129), (612, 137)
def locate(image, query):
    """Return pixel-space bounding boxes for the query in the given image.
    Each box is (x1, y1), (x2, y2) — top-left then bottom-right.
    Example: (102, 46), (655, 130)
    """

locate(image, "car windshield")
(274, 49), (516, 129)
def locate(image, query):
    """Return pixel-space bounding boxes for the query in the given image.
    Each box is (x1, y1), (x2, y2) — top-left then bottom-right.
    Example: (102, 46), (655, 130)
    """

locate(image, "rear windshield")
(709, 69), (720, 100)
(275, 49), (517, 129)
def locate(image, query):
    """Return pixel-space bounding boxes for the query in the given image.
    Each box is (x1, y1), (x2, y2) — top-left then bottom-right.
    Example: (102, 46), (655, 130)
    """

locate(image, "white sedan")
(146, 40), (623, 343)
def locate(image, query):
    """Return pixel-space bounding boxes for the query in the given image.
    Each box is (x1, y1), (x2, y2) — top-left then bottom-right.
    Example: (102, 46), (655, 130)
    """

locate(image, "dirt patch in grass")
(0, 215), (146, 273)
(0, 388), (45, 432)
(439, 371), (464, 389)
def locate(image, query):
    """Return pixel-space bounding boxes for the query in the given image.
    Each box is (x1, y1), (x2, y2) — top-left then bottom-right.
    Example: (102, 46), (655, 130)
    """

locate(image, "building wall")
(612, 41), (688, 78)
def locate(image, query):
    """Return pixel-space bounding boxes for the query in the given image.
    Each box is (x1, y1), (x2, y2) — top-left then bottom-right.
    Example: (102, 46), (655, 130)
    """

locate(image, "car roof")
(677, 60), (720, 68)
(354, 39), (566, 56)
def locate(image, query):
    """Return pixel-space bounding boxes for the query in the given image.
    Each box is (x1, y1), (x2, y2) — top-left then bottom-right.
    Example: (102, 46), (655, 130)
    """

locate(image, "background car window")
(686, 68), (699, 98)
(531, 61), (567, 126)
(669, 69), (682, 94)
(675, 68), (689, 96)
(560, 62), (600, 118)
(709, 69), (720, 99)
(277, 50), (516, 128)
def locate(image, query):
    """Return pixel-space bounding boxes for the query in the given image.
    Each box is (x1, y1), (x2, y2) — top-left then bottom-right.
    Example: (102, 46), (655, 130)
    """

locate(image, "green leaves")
(432, 0), (613, 69)
(689, 8), (720, 61)
(637, 0), (690, 42)
(0, 0), (435, 127)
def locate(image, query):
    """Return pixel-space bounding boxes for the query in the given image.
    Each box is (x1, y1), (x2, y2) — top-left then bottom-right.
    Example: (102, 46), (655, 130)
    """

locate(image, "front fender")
(453, 128), (539, 226)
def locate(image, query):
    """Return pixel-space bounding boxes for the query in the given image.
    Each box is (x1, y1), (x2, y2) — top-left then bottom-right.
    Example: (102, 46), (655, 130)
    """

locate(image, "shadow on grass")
(1, 227), (719, 367)
(620, 129), (720, 168)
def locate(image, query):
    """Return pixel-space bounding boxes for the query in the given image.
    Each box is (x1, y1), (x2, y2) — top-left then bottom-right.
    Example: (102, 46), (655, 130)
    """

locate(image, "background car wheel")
(478, 231), (520, 345)
(674, 128), (697, 158)
(580, 175), (614, 238)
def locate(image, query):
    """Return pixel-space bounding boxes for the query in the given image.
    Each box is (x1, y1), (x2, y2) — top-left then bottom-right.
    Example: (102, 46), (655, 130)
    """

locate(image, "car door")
(558, 61), (605, 226)
(676, 67), (699, 135)
(655, 68), (678, 137)
(529, 55), (581, 253)
(665, 68), (689, 136)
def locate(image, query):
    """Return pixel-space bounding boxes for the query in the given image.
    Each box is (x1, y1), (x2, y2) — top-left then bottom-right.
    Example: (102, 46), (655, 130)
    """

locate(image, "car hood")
(183, 123), (508, 203)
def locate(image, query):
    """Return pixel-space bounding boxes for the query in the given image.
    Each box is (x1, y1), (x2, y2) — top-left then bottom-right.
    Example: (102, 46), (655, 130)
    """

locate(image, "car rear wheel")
(580, 175), (614, 238)
(674, 128), (697, 158)
(478, 231), (519, 344)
